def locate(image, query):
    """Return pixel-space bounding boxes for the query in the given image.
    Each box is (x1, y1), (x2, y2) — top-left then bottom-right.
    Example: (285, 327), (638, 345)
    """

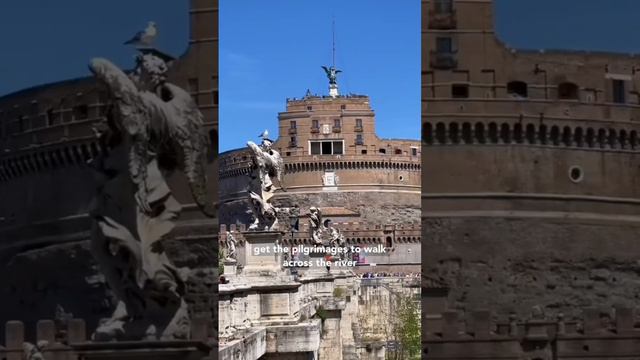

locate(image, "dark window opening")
(73, 104), (89, 120)
(334, 119), (341, 127)
(310, 140), (343, 155)
(361, 149), (367, 154)
(394, 148), (402, 155)
(613, 80), (626, 104)
(451, 84), (469, 98)
(434, 0), (453, 14)
(379, 148), (386, 154)
(290, 121), (296, 129)
(411, 148), (418, 156)
(558, 82), (579, 100)
(341, 104), (346, 110)
(312, 120), (319, 129)
(436, 37), (453, 53)
(507, 81), (528, 98)
(356, 134), (364, 145)
(310, 142), (321, 155)
(307, 106), (313, 111)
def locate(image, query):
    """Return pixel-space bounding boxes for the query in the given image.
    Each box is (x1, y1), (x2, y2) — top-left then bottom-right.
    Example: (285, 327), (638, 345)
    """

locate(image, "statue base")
(241, 231), (283, 275)
(223, 259), (237, 277)
(329, 84), (338, 98)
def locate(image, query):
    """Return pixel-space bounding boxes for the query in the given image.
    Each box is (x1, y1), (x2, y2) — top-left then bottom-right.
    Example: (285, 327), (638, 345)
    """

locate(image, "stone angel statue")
(246, 135), (285, 230)
(309, 207), (323, 245)
(87, 50), (213, 341)
(225, 231), (237, 261)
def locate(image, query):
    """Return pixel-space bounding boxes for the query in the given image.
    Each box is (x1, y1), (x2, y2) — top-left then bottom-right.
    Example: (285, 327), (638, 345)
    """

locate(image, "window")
(451, 84), (469, 98)
(395, 148), (402, 155)
(356, 134), (364, 145)
(73, 104), (89, 120)
(312, 120), (319, 129)
(434, 0), (453, 14)
(613, 80), (626, 104)
(558, 82), (579, 100)
(361, 149), (367, 154)
(411, 147), (418, 156)
(307, 106), (313, 111)
(356, 118), (363, 127)
(507, 81), (528, 98)
(379, 148), (386, 154)
(341, 104), (346, 110)
(290, 121), (296, 129)
(436, 37), (452, 53)
(290, 136), (297, 147)
(213, 90), (219, 105)
(334, 119), (341, 127)
(309, 140), (344, 155)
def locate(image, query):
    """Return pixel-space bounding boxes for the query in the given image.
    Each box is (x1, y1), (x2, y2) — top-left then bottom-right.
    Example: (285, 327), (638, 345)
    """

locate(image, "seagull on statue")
(259, 129), (269, 139)
(124, 21), (157, 47)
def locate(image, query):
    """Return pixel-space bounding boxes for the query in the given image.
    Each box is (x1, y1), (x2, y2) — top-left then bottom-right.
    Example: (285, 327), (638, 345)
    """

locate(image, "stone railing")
(423, 119), (640, 152)
(424, 307), (640, 359)
(219, 222), (422, 246)
(0, 318), (213, 360)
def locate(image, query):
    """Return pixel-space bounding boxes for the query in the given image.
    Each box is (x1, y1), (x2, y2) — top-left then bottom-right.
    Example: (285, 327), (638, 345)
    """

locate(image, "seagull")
(259, 129), (269, 139)
(124, 21), (157, 46)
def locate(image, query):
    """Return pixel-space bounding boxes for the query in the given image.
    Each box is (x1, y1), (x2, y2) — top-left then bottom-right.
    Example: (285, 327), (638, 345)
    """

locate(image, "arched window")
(475, 123), (485, 144)
(513, 123), (523, 143)
(558, 82), (579, 100)
(525, 124), (536, 144)
(462, 123), (472, 144)
(488, 123), (498, 143)
(507, 81), (528, 98)
(500, 123), (511, 143)
(435, 123), (447, 144)
(423, 122), (433, 144)
(449, 122), (460, 144)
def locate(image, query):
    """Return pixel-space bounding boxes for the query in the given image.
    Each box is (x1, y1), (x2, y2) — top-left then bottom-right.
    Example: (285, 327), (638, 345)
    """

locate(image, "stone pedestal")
(223, 259), (237, 277)
(242, 231), (282, 275)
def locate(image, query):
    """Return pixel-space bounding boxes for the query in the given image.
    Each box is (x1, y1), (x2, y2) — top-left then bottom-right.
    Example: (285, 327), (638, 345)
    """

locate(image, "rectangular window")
(613, 80), (626, 104)
(213, 90), (219, 105)
(451, 84), (469, 98)
(411, 147), (418, 156)
(395, 148), (403, 155)
(307, 106), (313, 111)
(310, 142), (321, 155)
(356, 134), (364, 145)
(435, 0), (453, 14)
(436, 37), (452, 53)
(309, 140), (344, 155)
(333, 141), (343, 154)
(334, 119), (341, 127)
(341, 104), (346, 110)
(312, 119), (319, 128)
(290, 120), (296, 129)
(356, 118), (363, 127)
(321, 141), (332, 154)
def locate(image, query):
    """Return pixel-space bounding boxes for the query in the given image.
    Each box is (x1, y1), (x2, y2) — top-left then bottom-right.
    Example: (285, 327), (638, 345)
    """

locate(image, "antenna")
(332, 16), (336, 68)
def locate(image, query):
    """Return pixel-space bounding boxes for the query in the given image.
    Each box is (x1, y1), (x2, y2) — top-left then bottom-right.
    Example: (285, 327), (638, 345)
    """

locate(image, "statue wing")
(164, 84), (215, 218)
(321, 66), (330, 75)
(335, 70), (342, 74)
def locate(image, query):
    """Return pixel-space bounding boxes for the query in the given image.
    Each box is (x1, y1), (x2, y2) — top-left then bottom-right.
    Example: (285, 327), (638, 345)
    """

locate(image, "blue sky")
(495, 0), (640, 53)
(0, 1), (188, 97)
(219, 0), (421, 152)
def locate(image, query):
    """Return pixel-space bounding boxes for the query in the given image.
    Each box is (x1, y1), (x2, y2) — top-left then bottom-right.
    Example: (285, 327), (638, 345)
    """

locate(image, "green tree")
(389, 292), (421, 360)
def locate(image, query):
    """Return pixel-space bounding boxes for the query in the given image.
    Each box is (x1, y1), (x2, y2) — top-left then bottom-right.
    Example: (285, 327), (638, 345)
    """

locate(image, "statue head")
(133, 53), (168, 90)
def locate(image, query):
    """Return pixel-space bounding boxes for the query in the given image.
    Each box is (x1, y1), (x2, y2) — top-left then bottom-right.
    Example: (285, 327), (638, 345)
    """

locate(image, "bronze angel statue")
(321, 65), (342, 85)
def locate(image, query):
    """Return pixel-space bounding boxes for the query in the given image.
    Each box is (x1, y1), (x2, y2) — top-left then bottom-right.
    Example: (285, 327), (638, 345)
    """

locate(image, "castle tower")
(423, 0), (640, 320)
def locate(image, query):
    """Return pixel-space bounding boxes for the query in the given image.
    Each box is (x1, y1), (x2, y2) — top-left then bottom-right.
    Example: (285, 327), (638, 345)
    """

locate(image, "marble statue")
(88, 49), (213, 341)
(309, 207), (323, 245)
(246, 134), (285, 231)
(225, 231), (237, 261)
